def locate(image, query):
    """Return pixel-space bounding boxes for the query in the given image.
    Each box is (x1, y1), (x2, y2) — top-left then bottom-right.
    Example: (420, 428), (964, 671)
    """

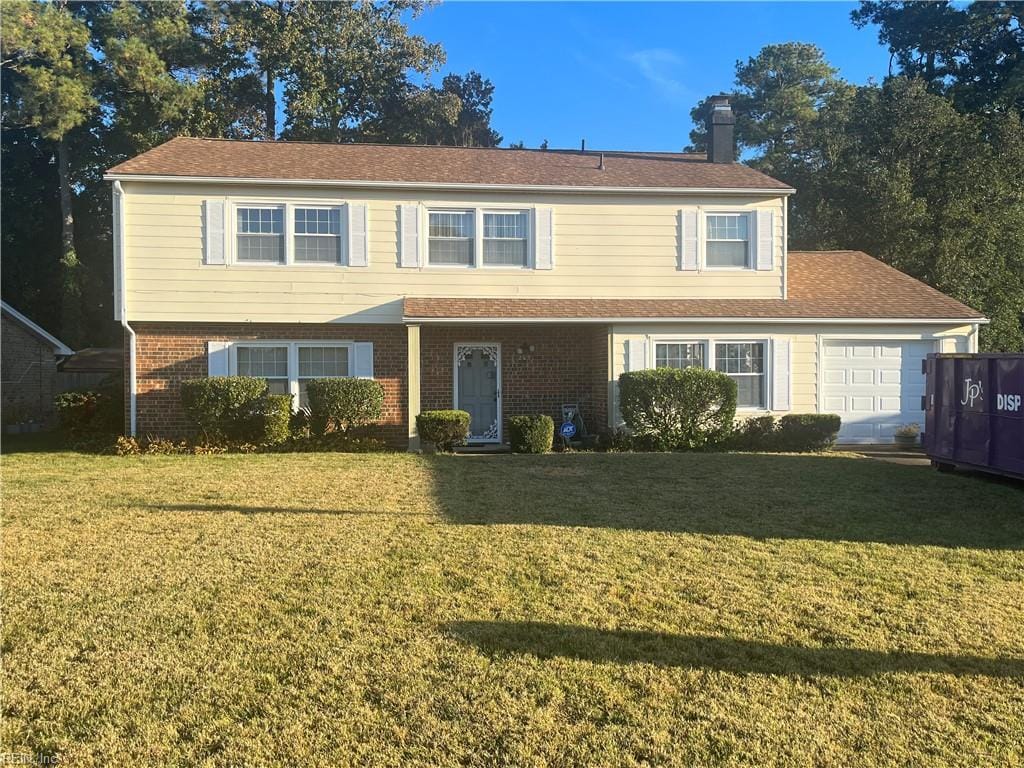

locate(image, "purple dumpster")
(923, 353), (1024, 480)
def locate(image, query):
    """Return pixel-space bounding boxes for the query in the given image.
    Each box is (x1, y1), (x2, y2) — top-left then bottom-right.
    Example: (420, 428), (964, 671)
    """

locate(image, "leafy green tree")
(1, 0), (96, 345)
(688, 43), (847, 169)
(696, 40), (1023, 351)
(853, 1), (1024, 112)
(281, 0), (444, 141)
(431, 72), (502, 147)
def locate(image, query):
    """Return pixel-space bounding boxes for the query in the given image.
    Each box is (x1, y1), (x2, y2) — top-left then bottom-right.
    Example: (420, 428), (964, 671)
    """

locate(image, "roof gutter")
(402, 316), (989, 325)
(113, 180), (136, 437)
(103, 173), (796, 196)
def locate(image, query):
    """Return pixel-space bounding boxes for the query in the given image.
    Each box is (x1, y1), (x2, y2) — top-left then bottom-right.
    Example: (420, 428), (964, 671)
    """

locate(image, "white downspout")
(113, 180), (137, 436)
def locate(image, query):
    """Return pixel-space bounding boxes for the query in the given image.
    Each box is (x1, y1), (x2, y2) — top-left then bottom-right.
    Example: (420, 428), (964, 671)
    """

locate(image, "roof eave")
(0, 301), (74, 355)
(402, 315), (988, 325)
(103, 173), (796, 196)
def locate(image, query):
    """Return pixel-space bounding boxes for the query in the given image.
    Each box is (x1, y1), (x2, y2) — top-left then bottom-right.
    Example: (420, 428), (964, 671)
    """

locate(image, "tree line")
(689, 1), (1024, 351)
(2, 1), (1022, 352)
(1, 0), (501, 348)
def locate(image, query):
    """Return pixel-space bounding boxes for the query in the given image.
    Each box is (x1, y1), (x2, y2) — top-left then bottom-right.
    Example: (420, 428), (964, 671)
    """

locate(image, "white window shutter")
(533, 207), (554, 270)
(679, 208), (698, 271)
(625, 339), (647, 372)
(353, 342), (374, 378)
(204, 199), (226, 265)
(348, 203), (368, 267)
(398, 204), (420, 268)
(756, 209), (774, 271)
(207, 341), (230, 376)
(772, 338), (791, 410)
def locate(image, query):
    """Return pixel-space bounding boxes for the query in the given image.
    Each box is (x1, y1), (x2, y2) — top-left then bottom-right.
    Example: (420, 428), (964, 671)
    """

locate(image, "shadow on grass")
(0, 432), (71, 454)
(428, 452), (1023, 549)
(448, 620), (1024, 678)
(139, 503), (431, 517)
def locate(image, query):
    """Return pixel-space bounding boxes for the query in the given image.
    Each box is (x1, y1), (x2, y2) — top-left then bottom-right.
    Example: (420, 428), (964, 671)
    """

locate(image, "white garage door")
(822, 340), (934, 444)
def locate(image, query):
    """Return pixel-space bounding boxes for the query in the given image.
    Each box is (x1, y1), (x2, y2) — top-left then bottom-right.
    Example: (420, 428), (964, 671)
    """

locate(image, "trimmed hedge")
(724, 413), (842, 452)
(725, 414), (779, 451)
(508, 414), (554, 454)
(305, 378), (384, 436)
(55, 375), (124, 439)
(619, 367), (737, 450)
(55, 392), (106, 437)
(416, 410), (470, 452)
(180, 376), (269, 442)
(180, 376), (293, 445)
(253, 394), (293, 445)
(775, 414), (841, 452)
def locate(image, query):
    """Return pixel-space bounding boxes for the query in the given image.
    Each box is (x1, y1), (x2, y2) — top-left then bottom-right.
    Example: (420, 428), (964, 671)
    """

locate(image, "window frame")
(226, 200), (348, 267)
(292, 205), (346, 266)
(426, 208), (476, 268)
(648, 336), (771, 411)
(233, 204), (286, 265)
(712, 339), (770, 411)
(228, 340), (356, 409)
(702, 211), (754, 271)
(653, 339), (709, 371)
(480, 208), (531, 270)
(423, 205), (535, 270)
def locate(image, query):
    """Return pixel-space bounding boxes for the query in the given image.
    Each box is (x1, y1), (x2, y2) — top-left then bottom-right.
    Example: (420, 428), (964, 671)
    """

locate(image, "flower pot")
(894, 434), (919, 449)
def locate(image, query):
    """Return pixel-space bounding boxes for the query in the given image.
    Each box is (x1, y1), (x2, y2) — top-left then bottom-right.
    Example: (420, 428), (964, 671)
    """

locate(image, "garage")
(822, 340), (934, 444)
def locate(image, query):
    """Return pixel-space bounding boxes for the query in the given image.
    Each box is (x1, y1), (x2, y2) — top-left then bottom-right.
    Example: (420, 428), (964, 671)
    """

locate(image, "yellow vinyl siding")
(122, 181), (786, 323)
(608, 323), (975, 427)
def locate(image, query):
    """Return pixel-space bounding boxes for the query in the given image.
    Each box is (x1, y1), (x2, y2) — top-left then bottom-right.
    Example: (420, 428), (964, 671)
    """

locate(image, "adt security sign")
(559, 421), (577, 439)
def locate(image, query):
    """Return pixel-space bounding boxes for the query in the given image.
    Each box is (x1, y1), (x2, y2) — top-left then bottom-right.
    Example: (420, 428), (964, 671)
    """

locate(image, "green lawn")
(2, 449), (1022, 767)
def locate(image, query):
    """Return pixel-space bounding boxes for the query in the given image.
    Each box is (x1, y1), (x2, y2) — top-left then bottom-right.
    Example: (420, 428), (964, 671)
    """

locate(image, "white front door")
(454, 344), (501, 442)
(822, 340), (934, 443)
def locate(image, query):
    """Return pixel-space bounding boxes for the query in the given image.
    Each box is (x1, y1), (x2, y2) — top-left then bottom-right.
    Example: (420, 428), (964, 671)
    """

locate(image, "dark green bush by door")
(508, 415), (554, 453)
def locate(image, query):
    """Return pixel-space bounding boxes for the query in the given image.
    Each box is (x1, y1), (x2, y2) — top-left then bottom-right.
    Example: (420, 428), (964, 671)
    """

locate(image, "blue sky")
(408, 1), (891, 151)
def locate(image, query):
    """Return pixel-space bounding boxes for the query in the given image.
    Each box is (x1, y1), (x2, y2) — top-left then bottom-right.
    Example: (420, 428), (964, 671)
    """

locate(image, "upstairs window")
(294, 208), (342, 264)
(428, 210), (474, 266)
(483, 211), (528, 267)
(715, 342), (766, 408)
(236, 345), (289, 394)
(705, 214), (749, 269)
(236, 207), (284, 263)
(655, 342), (705, 370)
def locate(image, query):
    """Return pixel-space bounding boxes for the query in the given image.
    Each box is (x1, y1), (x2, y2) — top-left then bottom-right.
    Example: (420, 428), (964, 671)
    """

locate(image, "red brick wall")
(2, 316), (59, 426)
(127, 323), (407, 445)
(420, 324), (609, 438)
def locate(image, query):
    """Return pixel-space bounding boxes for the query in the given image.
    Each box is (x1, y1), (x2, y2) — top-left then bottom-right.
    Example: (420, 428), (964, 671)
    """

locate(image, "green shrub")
(619, 367), (737, 450)
(416, 410), (470, 452)
(508, 414), (554, 454)
(305, 378), (384, 436)
(725, 414), (778, 451)
(775, 414), (842, 452)
(55, 391), (104, 436)
(252, 394), (293, 445)
(55, 391), (117, 436)
(180, 377), (269, 442)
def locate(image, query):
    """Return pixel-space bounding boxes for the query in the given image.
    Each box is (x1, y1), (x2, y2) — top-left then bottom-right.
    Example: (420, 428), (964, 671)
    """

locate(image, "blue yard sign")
(559, 421), (577, 439)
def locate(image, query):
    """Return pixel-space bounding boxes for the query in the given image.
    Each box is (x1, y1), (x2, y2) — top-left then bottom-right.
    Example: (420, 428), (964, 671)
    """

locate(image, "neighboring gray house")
(1, 301), (73, 430)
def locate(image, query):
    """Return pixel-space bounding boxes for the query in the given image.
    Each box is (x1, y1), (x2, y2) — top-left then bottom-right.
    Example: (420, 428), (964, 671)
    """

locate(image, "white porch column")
(407, 323), (421, 451)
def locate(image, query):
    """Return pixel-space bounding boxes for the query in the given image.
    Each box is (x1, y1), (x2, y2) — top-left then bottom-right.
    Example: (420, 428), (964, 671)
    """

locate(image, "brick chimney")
(706, 95), (736, 164)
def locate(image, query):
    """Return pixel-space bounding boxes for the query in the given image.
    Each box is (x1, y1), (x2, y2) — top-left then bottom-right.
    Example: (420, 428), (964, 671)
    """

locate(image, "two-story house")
(105, 97), (985, 448)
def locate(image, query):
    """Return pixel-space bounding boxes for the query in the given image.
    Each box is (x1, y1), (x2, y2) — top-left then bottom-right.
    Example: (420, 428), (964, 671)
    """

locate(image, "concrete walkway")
(854, 445), (931, 467)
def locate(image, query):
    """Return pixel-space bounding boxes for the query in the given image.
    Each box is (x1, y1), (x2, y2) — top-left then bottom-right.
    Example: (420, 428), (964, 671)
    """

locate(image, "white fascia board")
(0, 300), (74, 355)
(402, 315), (989, 325)
(103, 173), (796, 196)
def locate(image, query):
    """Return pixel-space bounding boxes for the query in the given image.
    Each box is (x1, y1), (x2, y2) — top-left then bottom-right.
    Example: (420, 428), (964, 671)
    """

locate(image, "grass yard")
(2, 448), (1023, 767)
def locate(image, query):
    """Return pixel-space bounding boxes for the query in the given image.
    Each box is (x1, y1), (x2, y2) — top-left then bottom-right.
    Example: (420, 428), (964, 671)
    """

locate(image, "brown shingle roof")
(106, 137), (792, 190)
(403, 252), (985, 321)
